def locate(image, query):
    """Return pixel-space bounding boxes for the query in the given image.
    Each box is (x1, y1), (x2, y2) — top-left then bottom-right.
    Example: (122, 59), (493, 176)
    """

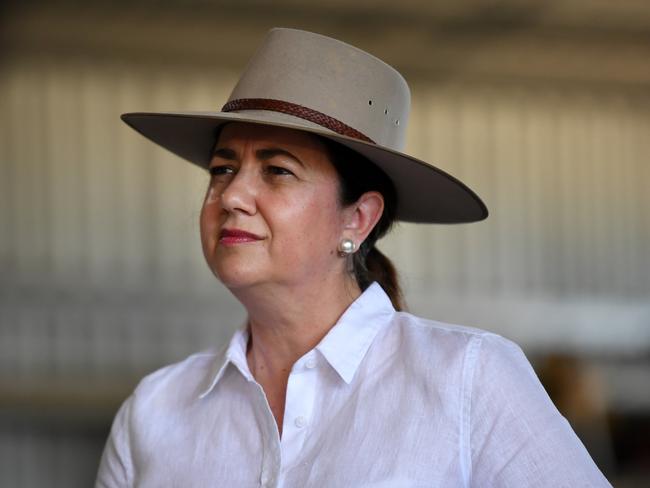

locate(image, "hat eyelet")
(368, 100), (373, 106)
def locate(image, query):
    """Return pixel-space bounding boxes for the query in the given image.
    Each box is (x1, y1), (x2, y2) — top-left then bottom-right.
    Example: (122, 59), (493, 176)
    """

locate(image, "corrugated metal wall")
(395, 84), (650, 300)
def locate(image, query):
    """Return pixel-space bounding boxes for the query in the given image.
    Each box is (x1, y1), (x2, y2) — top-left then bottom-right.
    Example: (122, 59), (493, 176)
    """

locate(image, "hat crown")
(227, 28), (411, 151)
(120, 28), (488, 223)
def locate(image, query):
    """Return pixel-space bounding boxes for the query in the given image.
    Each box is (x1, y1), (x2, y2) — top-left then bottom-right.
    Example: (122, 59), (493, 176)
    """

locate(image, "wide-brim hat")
(122, 28), (488, 223)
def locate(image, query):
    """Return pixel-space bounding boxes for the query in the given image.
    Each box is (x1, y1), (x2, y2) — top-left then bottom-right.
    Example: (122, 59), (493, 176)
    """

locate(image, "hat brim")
(121, 111), (488, 224)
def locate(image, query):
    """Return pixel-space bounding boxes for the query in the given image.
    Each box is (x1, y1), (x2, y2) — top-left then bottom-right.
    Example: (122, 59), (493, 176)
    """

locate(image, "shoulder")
(379, 309), (548, 407)
(391, 309), (498, 339)
(97, 349), (227, 486)
(391, 312), (536, 399)
(130, 348), (224, 410)
(369, 310), (524, 395)
(386, 310), (516, 363)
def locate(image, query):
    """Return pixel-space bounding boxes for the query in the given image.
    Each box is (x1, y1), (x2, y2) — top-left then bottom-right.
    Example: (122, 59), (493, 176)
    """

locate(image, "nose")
(219, 167), (257, 216)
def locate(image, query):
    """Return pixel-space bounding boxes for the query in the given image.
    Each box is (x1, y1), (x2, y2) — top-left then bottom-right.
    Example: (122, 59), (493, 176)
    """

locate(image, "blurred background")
(1, 0), (649, 486)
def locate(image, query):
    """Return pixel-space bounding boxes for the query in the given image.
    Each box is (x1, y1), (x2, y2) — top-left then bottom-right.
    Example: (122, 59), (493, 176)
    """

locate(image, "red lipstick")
(219, 228), (264, 245)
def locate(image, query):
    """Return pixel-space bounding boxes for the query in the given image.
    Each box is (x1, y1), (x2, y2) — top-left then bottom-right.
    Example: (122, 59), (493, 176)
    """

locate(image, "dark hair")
(321, 138), (405, 311)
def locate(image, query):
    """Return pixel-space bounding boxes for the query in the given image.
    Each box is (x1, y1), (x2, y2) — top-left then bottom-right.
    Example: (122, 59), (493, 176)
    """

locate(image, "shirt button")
(305, 358), (316, 369)
(294, 416), (307, 428)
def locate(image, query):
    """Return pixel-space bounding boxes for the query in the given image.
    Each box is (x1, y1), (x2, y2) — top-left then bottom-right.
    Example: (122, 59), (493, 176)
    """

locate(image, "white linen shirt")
(97, 283), (610, 487)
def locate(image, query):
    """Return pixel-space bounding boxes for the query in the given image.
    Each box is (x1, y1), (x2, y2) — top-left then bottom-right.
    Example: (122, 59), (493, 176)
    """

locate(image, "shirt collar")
(198, 282), (395, 397)
(198, 327), (252, 398)
(316, 282), (395, 384)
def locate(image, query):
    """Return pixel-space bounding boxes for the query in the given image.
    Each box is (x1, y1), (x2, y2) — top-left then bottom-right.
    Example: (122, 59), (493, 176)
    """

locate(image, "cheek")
(270, 190), (342, 256)
(200, 187), (221, 245)
(204, 183), (221, 205)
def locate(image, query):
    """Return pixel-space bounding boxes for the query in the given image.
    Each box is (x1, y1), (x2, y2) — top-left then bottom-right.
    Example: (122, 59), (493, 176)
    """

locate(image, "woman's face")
(200, 123), (348, 292)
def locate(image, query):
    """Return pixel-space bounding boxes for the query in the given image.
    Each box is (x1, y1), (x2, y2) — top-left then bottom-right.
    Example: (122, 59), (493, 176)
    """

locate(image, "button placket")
(261, 472), (270, 486)
(252, 381), (281, 488)
(279, 355), (318, 469)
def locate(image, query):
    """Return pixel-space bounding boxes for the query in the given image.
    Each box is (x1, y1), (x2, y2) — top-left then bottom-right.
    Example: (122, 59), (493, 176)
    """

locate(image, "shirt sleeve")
(95, 396), (134, 488)
(468, 334), (612, 487)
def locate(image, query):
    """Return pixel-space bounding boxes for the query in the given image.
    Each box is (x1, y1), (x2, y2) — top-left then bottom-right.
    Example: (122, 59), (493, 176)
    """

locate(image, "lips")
(219, 228), (264, 245)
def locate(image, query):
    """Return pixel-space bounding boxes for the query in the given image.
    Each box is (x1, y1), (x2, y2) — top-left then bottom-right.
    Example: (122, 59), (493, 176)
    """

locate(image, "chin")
(213, 260), (269, 291)
(216, 275), (257, 291)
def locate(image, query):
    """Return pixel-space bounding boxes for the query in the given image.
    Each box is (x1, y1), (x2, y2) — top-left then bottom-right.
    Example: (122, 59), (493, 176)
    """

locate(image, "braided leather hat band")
(222, 98), (376, 144)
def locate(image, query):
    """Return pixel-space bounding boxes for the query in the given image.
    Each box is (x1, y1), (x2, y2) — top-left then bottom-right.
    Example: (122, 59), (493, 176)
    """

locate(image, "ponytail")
(361, 247), (405, 311)
(322, 137), (405, 311)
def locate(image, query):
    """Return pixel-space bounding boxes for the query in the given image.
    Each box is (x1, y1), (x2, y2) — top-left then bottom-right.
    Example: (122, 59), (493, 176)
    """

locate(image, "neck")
(230, 273), (361, 438)
(235, 275), (361, 374)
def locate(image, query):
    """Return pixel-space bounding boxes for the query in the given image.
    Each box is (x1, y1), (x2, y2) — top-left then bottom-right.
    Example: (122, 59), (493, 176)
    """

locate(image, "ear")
(342, 191), (385, 245)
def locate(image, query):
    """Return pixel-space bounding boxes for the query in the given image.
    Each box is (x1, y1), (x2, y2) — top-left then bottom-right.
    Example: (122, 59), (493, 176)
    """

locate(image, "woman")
(97, 28), (610, 487)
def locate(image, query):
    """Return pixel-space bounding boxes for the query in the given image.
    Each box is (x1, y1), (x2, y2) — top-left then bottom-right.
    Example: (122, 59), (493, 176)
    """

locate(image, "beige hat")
(122, 28), (487, 223)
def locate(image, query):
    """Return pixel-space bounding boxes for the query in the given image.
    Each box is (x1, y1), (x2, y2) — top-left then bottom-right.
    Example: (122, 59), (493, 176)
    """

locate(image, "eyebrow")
(211, 147), (305, 167)
(211, 147), (237, 160)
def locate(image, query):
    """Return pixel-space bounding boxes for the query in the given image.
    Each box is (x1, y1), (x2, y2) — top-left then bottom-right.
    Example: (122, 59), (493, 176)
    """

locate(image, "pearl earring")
(338, 238), (356, 256)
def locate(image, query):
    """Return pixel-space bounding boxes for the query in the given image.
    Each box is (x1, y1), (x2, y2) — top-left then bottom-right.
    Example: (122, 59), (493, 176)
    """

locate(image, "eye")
(265, 165), (294, 176)
(209, 165), (234, 177)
